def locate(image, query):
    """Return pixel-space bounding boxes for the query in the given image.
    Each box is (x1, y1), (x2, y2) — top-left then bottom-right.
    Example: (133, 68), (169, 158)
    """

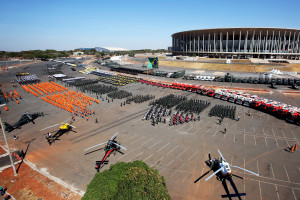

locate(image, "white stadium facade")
(171, 28), (300, 59)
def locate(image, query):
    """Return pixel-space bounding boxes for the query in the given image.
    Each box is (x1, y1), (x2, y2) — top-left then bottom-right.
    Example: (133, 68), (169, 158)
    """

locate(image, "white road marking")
(258, 181), (263, 200)
(265, 137), (268, 146)
(129, 151), (144, 162)
(141, 138), (153, 146)
(147, 140), (161, 149)
(292, 188), (297, 200)
(143, 153), (153, 162)
(272, 128), (276, 137)
(270, 163), (275, 179)
(157, 142), (170, 152)
(283, 165), (290, 182)
(160, 160), (175, 173)
(257, 160), (260, 175)
(176, 147), (189, 158)
(188, 150), (198, 161)
(275, 184), (280, 200)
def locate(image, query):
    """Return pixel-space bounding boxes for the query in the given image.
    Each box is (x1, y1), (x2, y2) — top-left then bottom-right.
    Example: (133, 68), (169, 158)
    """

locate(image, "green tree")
(82, 161), (170, 200)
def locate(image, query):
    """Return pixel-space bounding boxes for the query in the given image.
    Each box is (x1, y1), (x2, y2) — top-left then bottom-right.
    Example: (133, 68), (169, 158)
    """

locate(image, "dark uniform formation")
(67, 79), (118, 95)
(142, 105), (172, 121)
(175, 99), (210, 114)
(107, 90), (132, 99)
(149, 94), (187, 108)
(209, 105), (236, 120)
(125, 95), (155, 104)
(16, 74), (40, 85)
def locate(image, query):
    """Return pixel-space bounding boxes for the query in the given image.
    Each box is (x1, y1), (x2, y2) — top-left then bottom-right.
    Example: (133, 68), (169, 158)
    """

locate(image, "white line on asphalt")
(292, 188), (297, 200)
(129, 151), (144, 162)
(272, 128), (276, 137)
(289, 128), (297, 140)
(176, 147), (189, 158)
(151, 145), (179, 167)
(188, 150), (198, 161)
(275, 184), (280, 200)
(270, 163), (275, 179)
(244, 134), (245, 144)
(259, 181), (263, 200)
(283, 165), (290, 182)
(141, 138), (153, 146)
(148, 140), (161, 149)
(257, 160), (260, 175)
(275, 138), (279, 148)
(160, 160), (174, 173)
(131, 136), (146, 145)
(143, 153), (153, 162)
(265, 137), (268, 146)
(254, 135), (257, 146)
(157, 142), (170, 152)
(281, 130), (286, 138)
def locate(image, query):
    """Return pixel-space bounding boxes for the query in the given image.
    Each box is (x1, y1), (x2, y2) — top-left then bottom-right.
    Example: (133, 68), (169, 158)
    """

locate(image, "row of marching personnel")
(2, 89), (22, 111)
(19, 81), (99, 115)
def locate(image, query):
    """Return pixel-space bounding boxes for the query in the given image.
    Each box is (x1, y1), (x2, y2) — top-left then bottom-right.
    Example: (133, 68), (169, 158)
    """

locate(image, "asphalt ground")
(0, 60), (299, 200)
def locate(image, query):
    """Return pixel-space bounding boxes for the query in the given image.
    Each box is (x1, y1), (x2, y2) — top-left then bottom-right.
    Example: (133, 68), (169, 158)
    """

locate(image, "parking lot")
(0, 61), (300, 199)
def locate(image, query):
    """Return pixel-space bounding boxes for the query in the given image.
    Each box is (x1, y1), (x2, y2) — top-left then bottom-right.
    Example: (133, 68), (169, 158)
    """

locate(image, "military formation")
(208, 104), (236, 120)
(175, 99), (210, 114)
(142, 105), (172, 121)
(125, 94), (155, 104)
(149, 94), (187, 108)
(16, 74), (40, 85)
(169, 111), (200, 126)
(67, 79), (119, 95)
(107, 90), (132, 99)
(97, 74), (139, 86)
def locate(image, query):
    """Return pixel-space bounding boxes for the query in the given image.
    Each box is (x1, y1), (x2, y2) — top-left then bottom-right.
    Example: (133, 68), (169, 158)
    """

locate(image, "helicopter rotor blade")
(111, 132), (118, 140)
(69, 125), (76, 128)
(230, 165), (259, 176)
(194, 170), (212, 183)
(208, 153), (211, 161)
(218, 149), (226, 161)
(111, 142), (127, 151)
(84, 142), (107, 151)
(205, 167), (223, 181)
(232, 174), (244, 179)
(40, 124), (60, 131)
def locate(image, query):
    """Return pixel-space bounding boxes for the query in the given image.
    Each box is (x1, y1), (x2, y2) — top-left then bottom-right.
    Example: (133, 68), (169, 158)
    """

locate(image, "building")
(172, 28), (300, 59)
(95, 47), (128, 52)
(73, 51), (84, 56)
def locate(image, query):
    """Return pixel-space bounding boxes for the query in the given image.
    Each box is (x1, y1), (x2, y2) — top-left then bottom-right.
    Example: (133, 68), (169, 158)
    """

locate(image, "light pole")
(0, 118), (17, 176)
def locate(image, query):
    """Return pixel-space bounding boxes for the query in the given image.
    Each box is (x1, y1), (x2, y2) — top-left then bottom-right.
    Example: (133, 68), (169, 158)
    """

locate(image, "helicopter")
(194, 149), (259, 200)
(84, 132), (127, 172)
(4, 112), (44, 132)
(40, 120), (76, 145)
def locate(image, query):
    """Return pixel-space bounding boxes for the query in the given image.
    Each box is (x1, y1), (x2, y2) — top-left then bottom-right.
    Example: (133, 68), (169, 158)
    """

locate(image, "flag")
(147, 57), (159, 69)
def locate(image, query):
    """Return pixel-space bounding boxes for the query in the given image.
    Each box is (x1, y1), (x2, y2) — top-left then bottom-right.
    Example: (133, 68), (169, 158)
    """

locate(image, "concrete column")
(214, 33), (216, 52)
(226, 31), (228, 52)
(232, 31), (235, 52)
(238, 31), (241, 52)
(244, 31), (248, 52)
(220, 32), (223, 52)
(197, 34), (200, 53)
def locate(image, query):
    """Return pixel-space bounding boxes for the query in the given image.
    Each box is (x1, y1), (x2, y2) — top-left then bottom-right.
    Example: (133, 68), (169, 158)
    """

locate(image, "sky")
(0, 0), (300, 51)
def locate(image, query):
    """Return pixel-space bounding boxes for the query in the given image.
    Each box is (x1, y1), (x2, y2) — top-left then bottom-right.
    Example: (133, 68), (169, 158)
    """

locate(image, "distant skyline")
(1, 0), (300, 51)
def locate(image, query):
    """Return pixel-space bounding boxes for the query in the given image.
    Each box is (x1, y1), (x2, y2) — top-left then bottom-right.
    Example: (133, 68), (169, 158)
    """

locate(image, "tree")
(82, 161), (170, 200)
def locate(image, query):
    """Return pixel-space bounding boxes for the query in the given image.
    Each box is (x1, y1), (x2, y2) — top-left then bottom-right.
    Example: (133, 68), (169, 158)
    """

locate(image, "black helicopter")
(4, 112), (44, 132)
(194, 150), (259, 200)
(84, 132), (127, 172)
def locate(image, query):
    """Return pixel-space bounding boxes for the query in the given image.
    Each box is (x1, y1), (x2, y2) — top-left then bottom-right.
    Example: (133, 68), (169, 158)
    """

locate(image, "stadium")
(172, 28), (300, 59)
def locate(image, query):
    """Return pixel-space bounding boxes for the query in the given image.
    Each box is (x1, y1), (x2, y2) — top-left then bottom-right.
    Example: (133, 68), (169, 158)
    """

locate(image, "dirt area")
(159, 60), (300, 73)
(0, 163), (81, 200)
